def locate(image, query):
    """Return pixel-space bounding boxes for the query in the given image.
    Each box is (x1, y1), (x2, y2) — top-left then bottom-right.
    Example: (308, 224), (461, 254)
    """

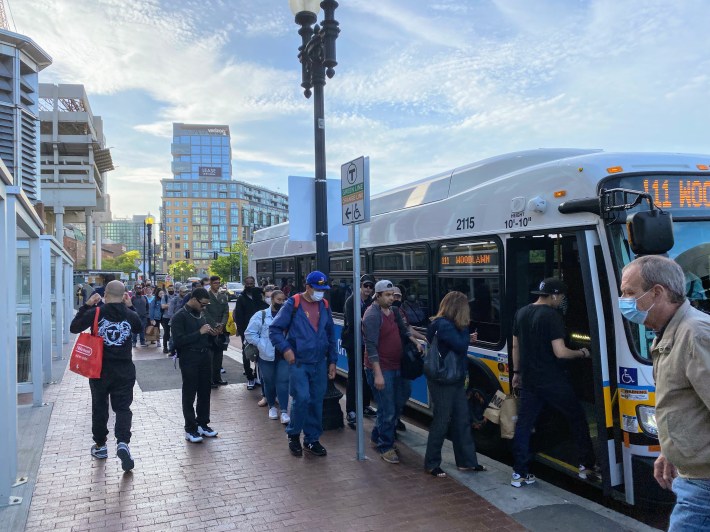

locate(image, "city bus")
(249, 148), (710, 506)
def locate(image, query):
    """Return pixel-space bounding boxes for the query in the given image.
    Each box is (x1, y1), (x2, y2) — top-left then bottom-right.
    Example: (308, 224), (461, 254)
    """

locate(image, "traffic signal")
(185, 249), (190, 259)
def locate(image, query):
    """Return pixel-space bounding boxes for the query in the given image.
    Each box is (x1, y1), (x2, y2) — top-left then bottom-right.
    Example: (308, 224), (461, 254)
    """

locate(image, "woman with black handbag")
(424, 291), (486, 478)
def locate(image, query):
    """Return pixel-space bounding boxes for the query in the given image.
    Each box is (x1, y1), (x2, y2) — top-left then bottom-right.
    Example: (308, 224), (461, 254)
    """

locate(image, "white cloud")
(13, 0), (710, 218)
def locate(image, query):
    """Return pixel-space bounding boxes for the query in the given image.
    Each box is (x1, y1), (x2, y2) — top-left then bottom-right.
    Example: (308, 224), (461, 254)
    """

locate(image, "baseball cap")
(392, 286), (402, 296)
(306, 271), (330, 290)
(360, 274), (375, 285)
(374, 279), (394, 293)
(179, 285), (189, 293)
(531, 277), (567, 296)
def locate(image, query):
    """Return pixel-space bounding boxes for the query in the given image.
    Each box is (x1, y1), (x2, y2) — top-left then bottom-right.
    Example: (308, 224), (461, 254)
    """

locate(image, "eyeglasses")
(363, 283), (374, 289)
(199, 300), (210, 307)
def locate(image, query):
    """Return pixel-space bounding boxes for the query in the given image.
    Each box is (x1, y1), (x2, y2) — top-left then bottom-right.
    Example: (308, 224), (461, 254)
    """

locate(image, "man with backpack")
(269, 271), (338, 458)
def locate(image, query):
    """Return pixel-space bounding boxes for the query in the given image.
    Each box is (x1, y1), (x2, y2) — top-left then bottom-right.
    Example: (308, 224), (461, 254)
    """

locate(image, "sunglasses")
(363, 283), (374, 289)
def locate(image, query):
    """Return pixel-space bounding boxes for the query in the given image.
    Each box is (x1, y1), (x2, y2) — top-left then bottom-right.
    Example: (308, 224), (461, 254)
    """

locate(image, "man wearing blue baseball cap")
(269, 270), (339, 457)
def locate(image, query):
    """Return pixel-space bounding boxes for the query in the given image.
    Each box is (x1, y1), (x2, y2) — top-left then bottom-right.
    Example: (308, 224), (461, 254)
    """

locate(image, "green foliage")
(209, 241), (248, 282)
(102, 250), (141, 274)
(169, 261), (196, 282)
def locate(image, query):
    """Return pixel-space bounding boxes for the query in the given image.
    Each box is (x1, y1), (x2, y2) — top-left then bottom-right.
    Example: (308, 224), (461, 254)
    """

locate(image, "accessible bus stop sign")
(341, 156), (370, 225)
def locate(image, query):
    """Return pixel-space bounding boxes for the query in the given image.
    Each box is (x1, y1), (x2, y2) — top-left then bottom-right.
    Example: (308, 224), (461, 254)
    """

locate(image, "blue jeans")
(512, 382), (595, 476)
(669, 477), (710, 531)
(286, 359), (327, 444)
(365, 368), (405, 453)
(259, 357), (289, 410)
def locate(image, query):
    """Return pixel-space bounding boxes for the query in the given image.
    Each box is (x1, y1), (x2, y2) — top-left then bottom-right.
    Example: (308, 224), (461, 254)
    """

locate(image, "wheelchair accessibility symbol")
(619, 367), (638, 386)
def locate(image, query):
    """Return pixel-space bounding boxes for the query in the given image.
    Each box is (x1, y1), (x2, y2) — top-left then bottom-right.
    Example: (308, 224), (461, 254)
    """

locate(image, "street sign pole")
(341, 156), (370, 461)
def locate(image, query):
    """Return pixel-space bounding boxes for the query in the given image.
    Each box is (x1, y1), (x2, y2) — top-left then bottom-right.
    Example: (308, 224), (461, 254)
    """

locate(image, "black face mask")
(392, 300), (402, 308)
(273, 303), (283, 312)
(168, 290), (175, 295)
(135, 290), (143, 295)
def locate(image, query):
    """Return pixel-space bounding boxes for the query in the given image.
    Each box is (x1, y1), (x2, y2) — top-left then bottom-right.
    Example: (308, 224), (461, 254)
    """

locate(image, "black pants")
(211, 345), (224, 383)
(240, 332), (255, 380)
(179, 352), (212, 432)
(345, 345), (371, 414)
(161, 317), (171, 350)
(89, 362), (136, 445)
(425, 380), (479, 471)
(513, 381), (596, 475)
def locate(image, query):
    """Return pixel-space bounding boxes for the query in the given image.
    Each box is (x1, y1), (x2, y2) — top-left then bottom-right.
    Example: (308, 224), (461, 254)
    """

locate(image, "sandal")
(428, 467), (447, 478)
(457, 465), (487, 472)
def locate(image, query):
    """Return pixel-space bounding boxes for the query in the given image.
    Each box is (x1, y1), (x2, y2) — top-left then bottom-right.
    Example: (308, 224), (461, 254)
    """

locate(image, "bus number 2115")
(456, 216), (475, 230)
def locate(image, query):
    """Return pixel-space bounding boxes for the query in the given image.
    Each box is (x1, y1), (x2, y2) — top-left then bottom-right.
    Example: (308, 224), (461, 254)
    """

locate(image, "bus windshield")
(609, 219), (710, 361)
(604, 173), (710, 360)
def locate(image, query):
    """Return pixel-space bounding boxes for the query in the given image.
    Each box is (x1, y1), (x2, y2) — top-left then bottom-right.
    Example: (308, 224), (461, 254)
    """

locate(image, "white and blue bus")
(250, 148), (710, 506)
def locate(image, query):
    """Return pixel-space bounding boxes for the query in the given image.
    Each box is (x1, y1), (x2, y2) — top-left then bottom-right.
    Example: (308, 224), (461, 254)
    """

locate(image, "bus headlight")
(636, 405), (658, 438)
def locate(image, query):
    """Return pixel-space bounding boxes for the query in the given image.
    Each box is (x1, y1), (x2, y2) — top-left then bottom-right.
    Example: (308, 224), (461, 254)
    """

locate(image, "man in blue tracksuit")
(269, 270), (338, 457)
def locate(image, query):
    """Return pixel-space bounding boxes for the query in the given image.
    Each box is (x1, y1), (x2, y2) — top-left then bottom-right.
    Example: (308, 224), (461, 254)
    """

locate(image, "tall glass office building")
(162, 123), (288, 275)
(171, 123), (232, 180)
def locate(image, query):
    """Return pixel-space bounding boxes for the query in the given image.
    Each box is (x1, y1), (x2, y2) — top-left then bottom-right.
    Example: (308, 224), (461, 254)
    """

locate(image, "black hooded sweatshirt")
(70, 302), (143, 363)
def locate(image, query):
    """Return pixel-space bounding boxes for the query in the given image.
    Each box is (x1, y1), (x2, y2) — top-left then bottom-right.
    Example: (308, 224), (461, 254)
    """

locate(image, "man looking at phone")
(171, 288), (220, 443)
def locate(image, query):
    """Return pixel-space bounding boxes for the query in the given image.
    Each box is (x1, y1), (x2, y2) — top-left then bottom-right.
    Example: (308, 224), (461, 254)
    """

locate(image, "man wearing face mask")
(171, 288), (220, 443)
(620, 256), (710, 531)
(510, 278), (595, 488)
(233, 276), (264, 389)
(269, 271), (338, 458)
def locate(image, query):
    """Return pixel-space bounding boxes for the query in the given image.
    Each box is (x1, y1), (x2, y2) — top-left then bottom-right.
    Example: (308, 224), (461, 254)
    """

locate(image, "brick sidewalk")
(23, 346), (522, 532)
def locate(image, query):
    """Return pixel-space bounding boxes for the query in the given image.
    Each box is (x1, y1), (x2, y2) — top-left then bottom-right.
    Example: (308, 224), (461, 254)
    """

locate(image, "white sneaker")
(511, 472), (536, 488)
(280, 412), (290, 425)
(268, 407), (278, 420)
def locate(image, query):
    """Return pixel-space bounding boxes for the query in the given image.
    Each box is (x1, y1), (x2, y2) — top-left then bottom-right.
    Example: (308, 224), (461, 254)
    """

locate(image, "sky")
(12, 0), (710, 219)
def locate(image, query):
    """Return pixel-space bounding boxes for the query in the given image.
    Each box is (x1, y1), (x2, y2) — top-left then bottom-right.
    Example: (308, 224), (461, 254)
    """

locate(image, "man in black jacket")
(342, 274), (377, 428)
(232, 276), (266, 389)
(70, 280), (142, 472)
(171, 288), (220, 443)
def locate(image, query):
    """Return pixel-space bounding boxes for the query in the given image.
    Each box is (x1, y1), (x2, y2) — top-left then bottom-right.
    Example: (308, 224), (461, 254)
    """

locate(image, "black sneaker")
(116, 442), (134, 472)
(198, 425), (218, 438)
(288, 435), (302, 457)
(304, 441), (327, 456)
(185, 430), (204, 443)
(90, 444), (108, 459)
(363, 406), (377, 418)
(396, 420), (407, 431)
(346, 411), (356, 429)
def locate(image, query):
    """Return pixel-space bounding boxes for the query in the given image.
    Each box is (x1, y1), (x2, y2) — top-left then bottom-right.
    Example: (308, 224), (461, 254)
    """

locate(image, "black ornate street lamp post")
(289, 0), (339, 276)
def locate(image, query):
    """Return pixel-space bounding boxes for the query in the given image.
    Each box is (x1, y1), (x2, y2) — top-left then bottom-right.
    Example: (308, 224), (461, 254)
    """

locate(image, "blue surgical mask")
(618, 290), (653, 325)
(312, 291), (325, 302)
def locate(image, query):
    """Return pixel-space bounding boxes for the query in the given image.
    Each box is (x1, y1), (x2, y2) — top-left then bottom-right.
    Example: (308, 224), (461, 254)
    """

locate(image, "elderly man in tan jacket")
(620, 255), (710, 531)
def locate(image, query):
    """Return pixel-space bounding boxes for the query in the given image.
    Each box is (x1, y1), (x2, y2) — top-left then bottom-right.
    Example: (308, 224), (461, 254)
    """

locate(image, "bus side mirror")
(626, 210), (674, 255)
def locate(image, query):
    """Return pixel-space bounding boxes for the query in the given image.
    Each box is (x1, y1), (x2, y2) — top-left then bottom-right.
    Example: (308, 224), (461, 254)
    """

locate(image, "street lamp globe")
(289, 0), (321, 16)
(145, 216), (154, 226)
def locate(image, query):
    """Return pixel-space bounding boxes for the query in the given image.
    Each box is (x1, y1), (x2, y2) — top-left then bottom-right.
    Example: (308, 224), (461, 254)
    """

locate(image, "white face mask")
(265, 297), (272, 305)
(311, 290), (325, 302)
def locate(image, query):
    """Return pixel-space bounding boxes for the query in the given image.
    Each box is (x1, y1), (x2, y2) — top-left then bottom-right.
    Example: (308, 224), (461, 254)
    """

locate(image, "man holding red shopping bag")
(70, 280), (143, 472)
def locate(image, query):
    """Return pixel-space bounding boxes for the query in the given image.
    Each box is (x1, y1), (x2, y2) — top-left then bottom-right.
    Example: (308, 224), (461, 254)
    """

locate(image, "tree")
(209, 241), (248, 282)
(102, 250), (141, 274)
(169, 261), (196, 282)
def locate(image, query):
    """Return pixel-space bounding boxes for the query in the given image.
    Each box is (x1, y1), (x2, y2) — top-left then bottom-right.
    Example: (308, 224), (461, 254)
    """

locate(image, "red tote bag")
(70, 307), (104, 379)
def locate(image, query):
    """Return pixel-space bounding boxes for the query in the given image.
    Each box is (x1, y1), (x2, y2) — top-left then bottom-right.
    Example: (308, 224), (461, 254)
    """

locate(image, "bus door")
(505, 230), (618, 494)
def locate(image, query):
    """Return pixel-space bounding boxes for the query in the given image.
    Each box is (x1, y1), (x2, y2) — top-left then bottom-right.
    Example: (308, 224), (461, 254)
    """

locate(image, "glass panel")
(609, 220), (710, 361)
(389, 277), (431, 327)
(437, 277), (501, 343)
(373, 248), (427, 271)
(439, 241), (499, 274)
(17, 254), (30, 305)
(17, 314), (31, 384)
(51, 259), (57, 296)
